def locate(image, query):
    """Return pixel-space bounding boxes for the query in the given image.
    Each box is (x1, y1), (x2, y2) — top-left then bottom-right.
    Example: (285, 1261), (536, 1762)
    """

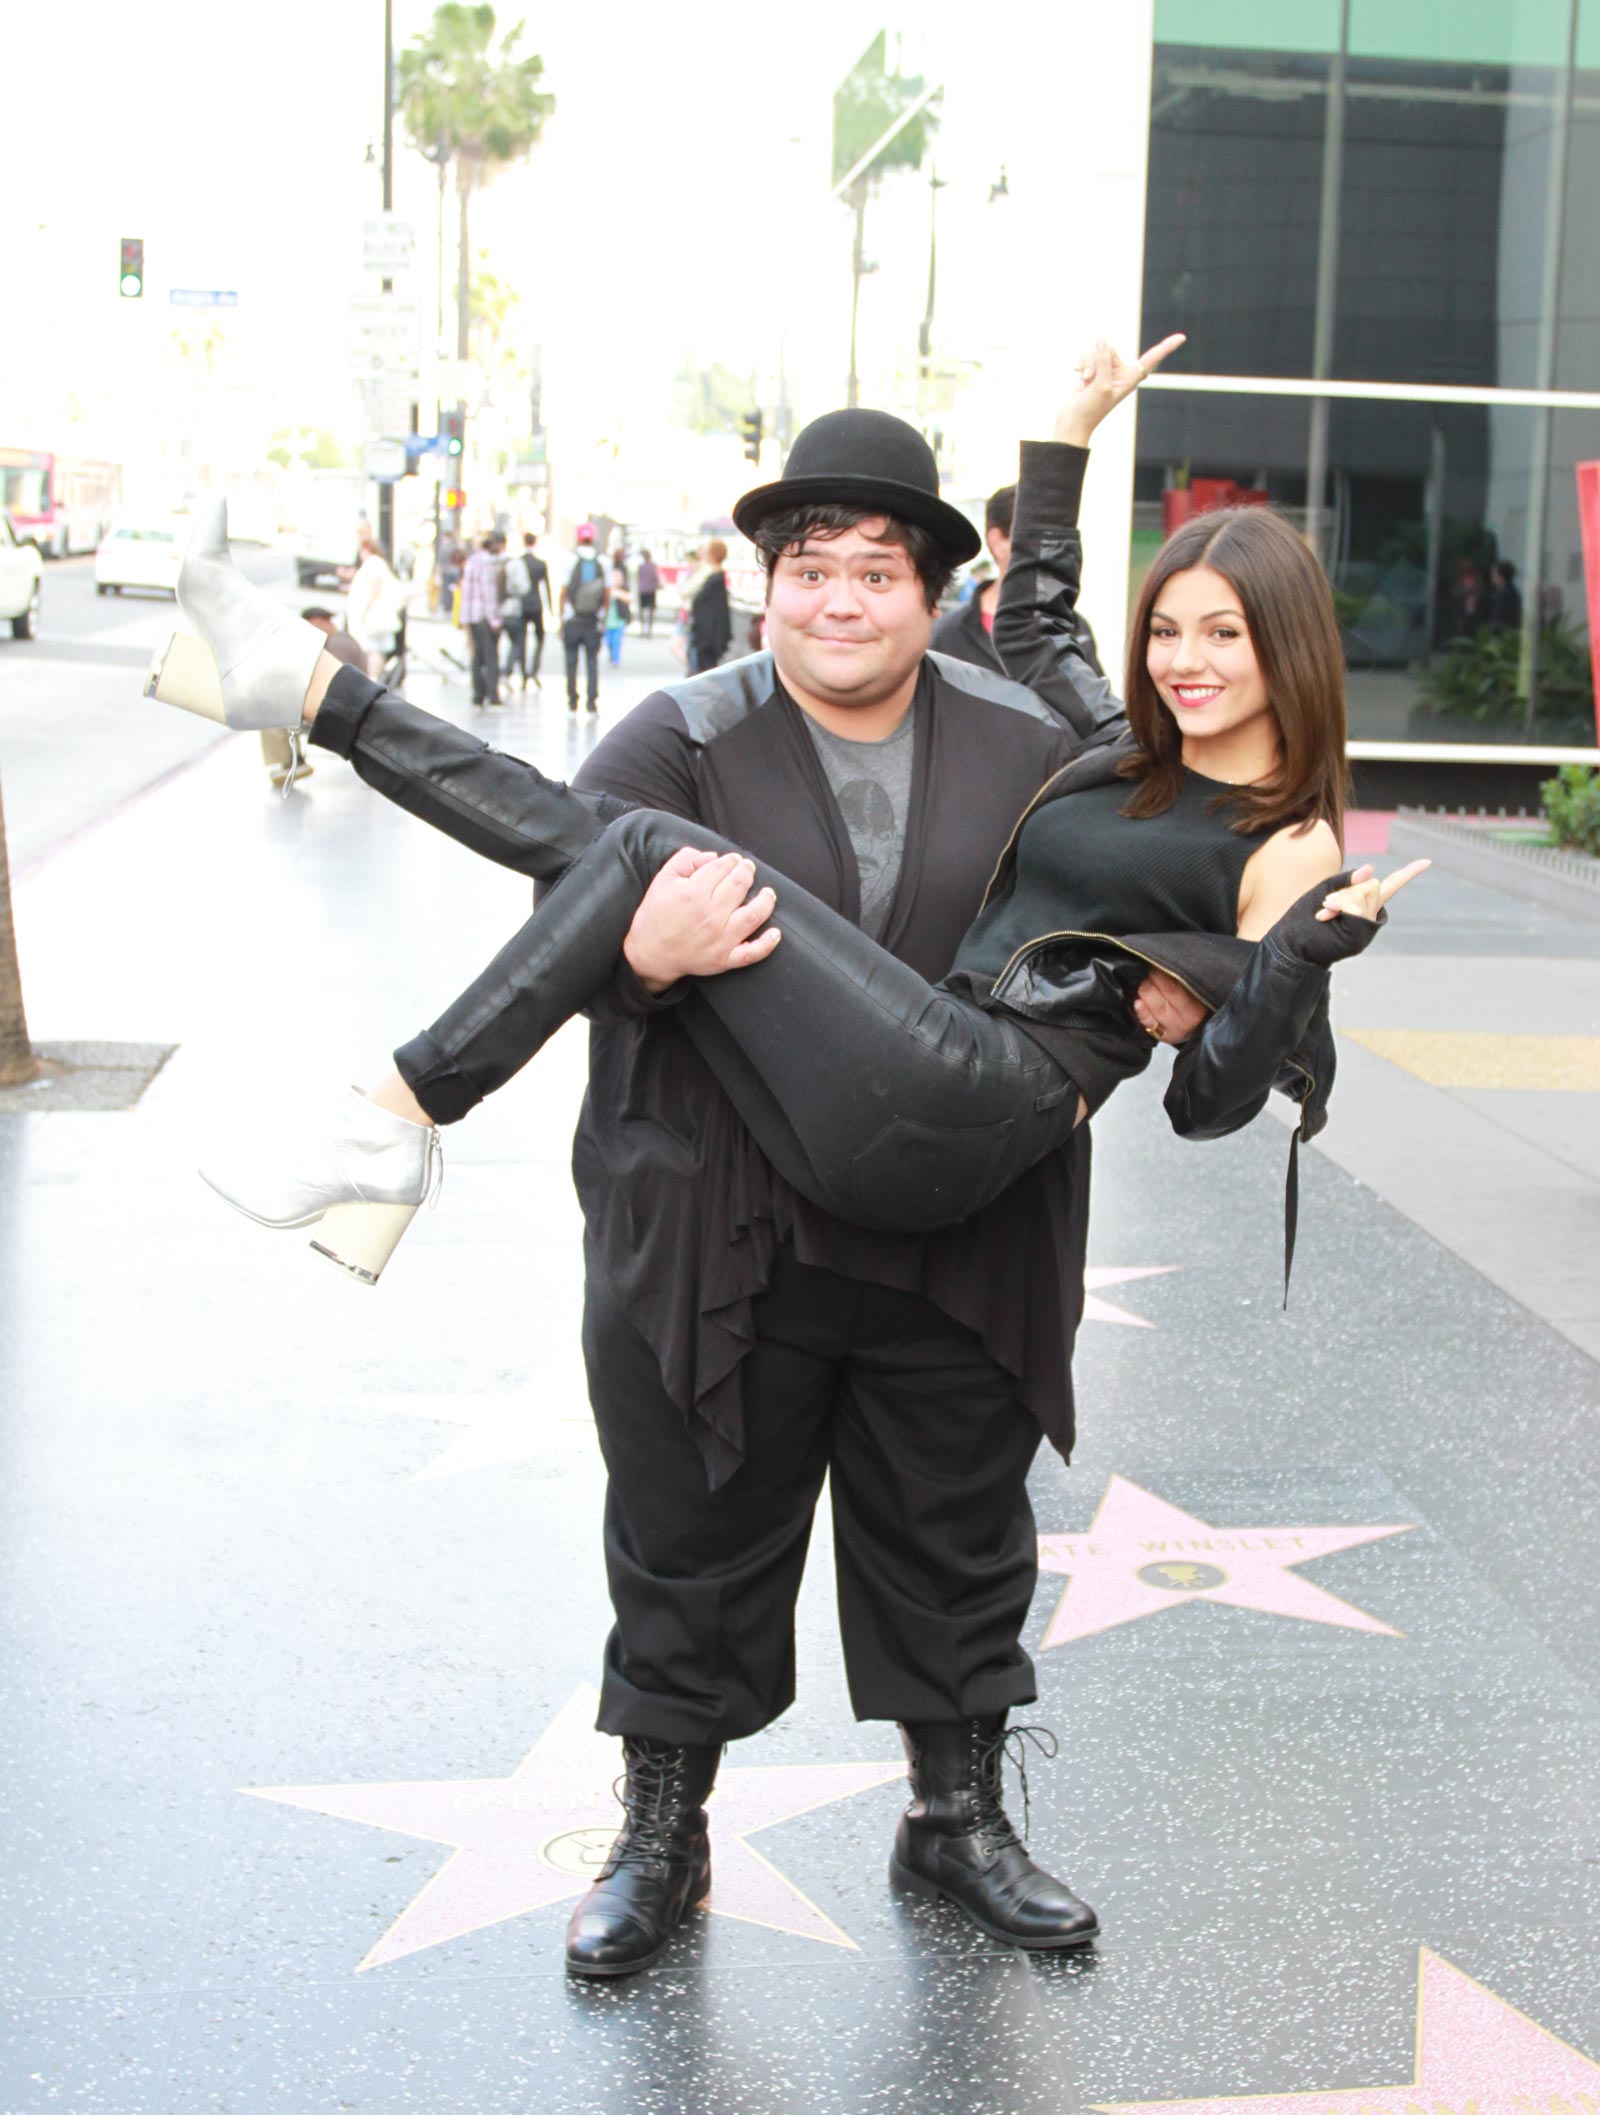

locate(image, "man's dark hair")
(523, 531), (536, 547)
(985, 484), (1016, 538)
(750, 503), (953, 611)
(300, 606), (335, 624)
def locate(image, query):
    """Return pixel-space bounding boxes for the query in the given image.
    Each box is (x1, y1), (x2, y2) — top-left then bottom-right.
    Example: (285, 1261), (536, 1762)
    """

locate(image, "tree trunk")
(0, 774), (38, 1087)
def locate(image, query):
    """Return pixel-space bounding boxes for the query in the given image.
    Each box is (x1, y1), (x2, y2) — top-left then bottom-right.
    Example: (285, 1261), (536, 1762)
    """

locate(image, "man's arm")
(568, 692), (713, 1018)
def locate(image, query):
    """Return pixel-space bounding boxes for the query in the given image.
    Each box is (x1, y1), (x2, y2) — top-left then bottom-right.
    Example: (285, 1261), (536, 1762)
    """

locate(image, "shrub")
(1540, 765), (1600, 855)
(1419, 611), (1592, 728)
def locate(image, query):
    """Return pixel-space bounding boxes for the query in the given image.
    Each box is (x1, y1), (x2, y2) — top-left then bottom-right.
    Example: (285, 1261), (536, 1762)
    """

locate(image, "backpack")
(569, 555), (606, 618)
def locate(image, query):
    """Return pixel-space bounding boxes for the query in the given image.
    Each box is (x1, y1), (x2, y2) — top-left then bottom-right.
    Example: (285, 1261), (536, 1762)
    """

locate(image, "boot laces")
(608, 1743), (690, 1867)
(972, 1721), (1059, 1854)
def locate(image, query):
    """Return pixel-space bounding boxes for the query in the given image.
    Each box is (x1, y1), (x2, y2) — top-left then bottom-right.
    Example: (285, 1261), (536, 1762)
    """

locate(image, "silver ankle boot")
(145, 501), (327, 731)
(199, 1086), (440, 1285)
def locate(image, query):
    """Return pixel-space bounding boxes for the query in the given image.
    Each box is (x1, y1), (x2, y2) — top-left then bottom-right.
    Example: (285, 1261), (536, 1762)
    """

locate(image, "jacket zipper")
(993, 928), (1207, 1007)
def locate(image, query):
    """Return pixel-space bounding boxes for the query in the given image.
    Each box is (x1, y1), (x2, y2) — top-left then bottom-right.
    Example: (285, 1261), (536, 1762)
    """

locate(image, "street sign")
(508, 460), (549, 489)
(363, 437), (409, 483)
(357, 371), (414, 437)
(363, 215), (416, 276)
(350, 297), (421, 379)
(170, 289), (238, 308)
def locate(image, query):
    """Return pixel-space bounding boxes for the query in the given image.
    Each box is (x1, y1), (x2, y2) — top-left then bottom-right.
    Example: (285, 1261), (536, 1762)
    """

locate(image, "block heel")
(145, 631), (225, 722)
(308, 1200), (419, 1285)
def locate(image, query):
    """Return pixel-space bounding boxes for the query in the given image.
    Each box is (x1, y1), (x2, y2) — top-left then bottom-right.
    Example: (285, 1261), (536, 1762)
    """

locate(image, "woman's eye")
(1211, 627), (1238, 641)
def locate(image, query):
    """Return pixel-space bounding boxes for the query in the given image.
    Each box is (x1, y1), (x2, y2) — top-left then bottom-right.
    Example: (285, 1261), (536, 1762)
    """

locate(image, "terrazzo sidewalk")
(2, 690), (1596, 2115)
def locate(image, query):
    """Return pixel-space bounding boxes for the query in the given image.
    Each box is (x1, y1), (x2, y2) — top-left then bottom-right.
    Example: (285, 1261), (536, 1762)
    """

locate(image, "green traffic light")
(119, 273), (143, 298)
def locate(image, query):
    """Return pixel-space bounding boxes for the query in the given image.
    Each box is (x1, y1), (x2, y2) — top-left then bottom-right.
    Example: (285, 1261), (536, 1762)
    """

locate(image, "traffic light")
(443, 487), (466, 514)
(741, 409), (763, 463)
(119, 237), (144, 300)
(440, 407), (465, 460)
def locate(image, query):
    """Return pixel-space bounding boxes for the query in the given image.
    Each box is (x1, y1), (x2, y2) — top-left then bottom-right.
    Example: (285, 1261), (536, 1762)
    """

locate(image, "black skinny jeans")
(395, 807), (1086, 1236)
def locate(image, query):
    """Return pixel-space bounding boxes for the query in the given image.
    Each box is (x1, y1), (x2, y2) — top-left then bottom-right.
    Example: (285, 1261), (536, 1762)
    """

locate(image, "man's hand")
(1132, 968), (1209, 1046)
(621, 848), (782, 994)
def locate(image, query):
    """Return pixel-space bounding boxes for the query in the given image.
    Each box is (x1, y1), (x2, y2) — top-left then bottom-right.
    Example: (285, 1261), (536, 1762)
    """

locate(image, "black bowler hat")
(733, 408), (981, 564)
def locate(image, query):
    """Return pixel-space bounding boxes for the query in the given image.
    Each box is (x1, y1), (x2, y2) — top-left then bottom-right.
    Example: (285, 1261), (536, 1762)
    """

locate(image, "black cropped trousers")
(394, 805), (1086, 1235)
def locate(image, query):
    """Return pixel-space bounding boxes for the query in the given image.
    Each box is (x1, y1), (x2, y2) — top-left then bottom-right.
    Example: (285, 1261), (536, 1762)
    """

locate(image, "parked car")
(95, 517), (186, 596)
(0, 508), (43, 638)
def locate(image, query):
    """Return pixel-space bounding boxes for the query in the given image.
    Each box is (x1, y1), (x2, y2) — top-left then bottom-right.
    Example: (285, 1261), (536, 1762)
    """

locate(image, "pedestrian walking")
(686, 537), (732, 673)
(459, 532), (503, 707)
(636, 549), (660, 636)
(500, 532), (552, 688)
(561, 527), (608, 713)
(345, 533), (406, 681)
(604, 554), (631, 666)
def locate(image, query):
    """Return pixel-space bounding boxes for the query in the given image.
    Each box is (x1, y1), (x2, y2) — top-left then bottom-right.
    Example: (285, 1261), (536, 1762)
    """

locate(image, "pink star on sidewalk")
(1093, 1949), (1600, 2110)
(244, 1687), (905, 1971)
(1036, 1474), (1413, 1650)
(1083, 1266), (1179, 1328)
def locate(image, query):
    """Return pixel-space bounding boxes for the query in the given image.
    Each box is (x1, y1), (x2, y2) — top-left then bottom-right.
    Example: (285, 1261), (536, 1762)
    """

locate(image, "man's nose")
(820, 574), (864, 617)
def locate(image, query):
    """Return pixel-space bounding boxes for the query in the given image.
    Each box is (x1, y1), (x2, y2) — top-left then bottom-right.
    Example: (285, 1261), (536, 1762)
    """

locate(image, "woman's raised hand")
(1052, 334), (1186, 448)
(1314, 860), (1431, 924)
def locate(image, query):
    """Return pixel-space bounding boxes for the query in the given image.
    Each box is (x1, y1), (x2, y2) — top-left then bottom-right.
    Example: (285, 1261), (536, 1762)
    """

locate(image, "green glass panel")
(1155, 0), (1578, 65)
(1348, 0), (1571, 67)
(1152, 0), (1340, 55)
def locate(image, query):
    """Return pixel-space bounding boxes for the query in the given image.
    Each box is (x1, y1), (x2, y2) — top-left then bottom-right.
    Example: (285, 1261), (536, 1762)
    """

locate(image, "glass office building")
(1134, 0), (1600, 756)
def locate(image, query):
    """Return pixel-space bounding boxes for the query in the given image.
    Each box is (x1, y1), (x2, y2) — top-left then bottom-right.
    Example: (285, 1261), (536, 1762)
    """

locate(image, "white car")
(95, 517), (186, 596)
(0, 509), (43, 638)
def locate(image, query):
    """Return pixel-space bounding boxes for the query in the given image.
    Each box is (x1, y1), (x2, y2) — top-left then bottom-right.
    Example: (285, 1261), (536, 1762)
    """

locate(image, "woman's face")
(1144, 564), (1272, 744)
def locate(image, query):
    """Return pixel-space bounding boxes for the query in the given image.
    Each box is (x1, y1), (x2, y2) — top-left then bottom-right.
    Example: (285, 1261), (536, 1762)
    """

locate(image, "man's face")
(764, 520), (932, 708)
(985, 523), (1012, 576)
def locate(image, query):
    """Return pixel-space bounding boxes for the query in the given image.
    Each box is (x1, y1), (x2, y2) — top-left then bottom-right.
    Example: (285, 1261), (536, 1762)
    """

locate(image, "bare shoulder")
(1237, 817), (1343, 939)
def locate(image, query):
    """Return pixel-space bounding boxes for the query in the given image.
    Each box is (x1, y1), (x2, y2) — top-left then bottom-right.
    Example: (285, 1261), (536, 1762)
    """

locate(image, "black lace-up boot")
(890, 1716), (1099, 1949)
(563, 1738), (721, 1978)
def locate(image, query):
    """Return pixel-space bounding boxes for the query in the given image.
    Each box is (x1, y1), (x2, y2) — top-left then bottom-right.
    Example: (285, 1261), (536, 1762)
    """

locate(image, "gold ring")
(1145, 1020), (1163, 1043)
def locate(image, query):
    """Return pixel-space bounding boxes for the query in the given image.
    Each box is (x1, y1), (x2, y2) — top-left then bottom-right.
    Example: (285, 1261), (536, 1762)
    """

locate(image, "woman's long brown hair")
(1119, 507), (1348, 840)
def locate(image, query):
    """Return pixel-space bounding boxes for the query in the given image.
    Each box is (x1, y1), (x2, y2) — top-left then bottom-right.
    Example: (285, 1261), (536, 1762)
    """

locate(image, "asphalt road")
(0, 544), (297, 876)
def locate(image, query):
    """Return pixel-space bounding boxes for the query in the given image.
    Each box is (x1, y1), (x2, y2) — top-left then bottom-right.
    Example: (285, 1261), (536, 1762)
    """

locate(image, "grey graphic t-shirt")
(802, 704), (916, 940)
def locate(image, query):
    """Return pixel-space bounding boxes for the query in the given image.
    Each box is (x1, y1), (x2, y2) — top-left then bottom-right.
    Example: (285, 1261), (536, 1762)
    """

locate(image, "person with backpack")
(502, 533), (553, 689)
(562, 526), (609, 714)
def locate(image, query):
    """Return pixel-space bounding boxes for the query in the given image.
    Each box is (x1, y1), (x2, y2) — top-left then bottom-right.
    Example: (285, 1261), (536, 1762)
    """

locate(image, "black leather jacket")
(981, 440), (1368, 1155)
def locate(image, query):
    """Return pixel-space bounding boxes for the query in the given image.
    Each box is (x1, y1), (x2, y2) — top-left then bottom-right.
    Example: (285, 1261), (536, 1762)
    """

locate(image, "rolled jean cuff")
(393, 1027), (482, 1126)
(307, 663), (386, 758)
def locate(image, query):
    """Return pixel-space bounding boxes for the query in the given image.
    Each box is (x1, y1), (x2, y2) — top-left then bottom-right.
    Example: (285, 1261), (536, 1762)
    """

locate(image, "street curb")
(1390, 812), (1600, 923)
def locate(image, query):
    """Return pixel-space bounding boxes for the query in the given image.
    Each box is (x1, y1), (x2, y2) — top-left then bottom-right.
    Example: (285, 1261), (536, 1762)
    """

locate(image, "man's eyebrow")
(791, 541), (906, 562)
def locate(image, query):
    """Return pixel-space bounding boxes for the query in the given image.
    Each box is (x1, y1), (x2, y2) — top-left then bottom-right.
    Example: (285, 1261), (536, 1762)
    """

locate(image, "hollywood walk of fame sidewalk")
(1, 672), (1597, 2114)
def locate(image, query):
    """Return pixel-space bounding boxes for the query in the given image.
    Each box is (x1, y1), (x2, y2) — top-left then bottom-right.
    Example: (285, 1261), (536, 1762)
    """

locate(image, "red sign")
(1578, 460), (1600, 748)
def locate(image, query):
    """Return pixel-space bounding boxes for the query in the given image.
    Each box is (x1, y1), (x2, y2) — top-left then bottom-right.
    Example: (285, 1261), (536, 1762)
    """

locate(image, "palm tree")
(396, 5), (555, 363)
(0, 776), (37, 1087)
